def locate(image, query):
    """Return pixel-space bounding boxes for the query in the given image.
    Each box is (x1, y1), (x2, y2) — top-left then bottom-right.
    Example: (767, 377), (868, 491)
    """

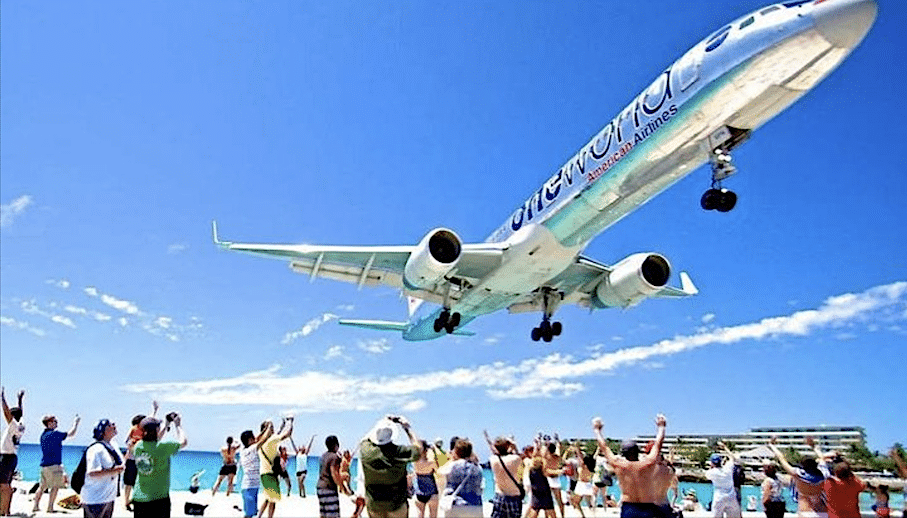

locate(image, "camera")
(165, 412), (178, 422)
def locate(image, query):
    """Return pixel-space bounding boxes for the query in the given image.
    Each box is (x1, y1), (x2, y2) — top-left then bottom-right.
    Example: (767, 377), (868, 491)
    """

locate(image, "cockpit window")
(705, 25), (731, 52)
(739, 16), (755, 29)
(782, 0), (811, 7)
(760, 6), (781, 15)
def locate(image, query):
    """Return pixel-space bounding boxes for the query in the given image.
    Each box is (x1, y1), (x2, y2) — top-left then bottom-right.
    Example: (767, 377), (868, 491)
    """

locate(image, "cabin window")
(705, 26), (731, 52)
(739, 16), (755, 29)
(760, 6), (781, 15)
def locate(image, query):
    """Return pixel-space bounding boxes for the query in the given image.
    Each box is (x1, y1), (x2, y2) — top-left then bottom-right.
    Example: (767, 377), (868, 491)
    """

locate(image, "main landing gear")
(701, 148), (738, 213)
(433, 309), (461, 334)
(531, 289), (563, 342)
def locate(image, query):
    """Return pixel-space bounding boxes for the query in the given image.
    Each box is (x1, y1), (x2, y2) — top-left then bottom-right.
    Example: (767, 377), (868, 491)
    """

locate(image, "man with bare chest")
(592, 414), (667, 518)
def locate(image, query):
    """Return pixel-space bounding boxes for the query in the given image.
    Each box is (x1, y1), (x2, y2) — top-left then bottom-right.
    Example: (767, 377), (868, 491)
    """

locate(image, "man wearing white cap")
(359, 415), (422, 518)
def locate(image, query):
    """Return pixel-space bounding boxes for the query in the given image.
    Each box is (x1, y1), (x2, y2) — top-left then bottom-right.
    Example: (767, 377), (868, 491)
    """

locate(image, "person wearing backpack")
(80, 419), (125, 518)
(131, 413), (187, 518)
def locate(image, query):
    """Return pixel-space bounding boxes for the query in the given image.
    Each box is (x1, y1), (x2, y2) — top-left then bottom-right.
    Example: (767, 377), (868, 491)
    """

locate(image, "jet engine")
(593, 253), (671, 308)
(403, 228), (462, 290)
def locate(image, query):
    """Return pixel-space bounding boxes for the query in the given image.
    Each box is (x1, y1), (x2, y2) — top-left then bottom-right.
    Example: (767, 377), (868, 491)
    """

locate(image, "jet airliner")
(214, 0), (877, 341)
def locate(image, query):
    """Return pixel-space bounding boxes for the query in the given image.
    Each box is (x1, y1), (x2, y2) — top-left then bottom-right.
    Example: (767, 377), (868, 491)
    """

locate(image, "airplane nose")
(813, 0), (878, 49)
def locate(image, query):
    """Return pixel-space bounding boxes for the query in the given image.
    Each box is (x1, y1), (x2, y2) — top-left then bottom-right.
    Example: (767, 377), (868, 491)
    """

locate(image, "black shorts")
(133, 497), (171, 518)
(0, 454), (18, 484)
(124, 459), (138, 486)
(219, 464), (237, 476)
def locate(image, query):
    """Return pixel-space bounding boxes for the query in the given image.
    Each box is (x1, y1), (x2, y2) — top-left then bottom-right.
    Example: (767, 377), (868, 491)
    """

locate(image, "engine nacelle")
(403, 228), (462, 290)
(593, 253), (671, 308)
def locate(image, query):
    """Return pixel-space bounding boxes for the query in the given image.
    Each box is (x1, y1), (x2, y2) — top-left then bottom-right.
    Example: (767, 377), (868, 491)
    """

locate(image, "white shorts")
(547, 476), (561, 491)
(574, 481), (594, 497)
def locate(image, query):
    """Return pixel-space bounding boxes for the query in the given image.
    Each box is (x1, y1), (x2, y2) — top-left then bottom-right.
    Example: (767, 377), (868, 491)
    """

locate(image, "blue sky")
(2, 0), (905, 455)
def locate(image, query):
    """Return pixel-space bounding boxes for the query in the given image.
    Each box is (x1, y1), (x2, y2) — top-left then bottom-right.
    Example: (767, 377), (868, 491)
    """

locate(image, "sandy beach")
(7, 479), (887, 518)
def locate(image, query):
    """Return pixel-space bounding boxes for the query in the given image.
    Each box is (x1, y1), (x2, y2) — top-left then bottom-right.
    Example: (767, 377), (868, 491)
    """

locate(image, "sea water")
(14, 444), (900, 512)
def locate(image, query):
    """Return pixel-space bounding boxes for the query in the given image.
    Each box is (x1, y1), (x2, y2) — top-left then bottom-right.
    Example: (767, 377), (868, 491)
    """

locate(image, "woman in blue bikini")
(413, 440), (440, 518)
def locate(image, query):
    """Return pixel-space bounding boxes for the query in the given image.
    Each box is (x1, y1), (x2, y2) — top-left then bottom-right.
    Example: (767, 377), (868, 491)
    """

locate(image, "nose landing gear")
(701, 148), (738, 212)
(531, 289), (563, 342)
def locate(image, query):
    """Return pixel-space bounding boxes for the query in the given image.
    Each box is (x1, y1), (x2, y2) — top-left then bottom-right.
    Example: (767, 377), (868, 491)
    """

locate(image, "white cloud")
(118, 317), (129, 327)
(324, 345), (347, 361)
(337, 305), (355, 312)
(20, 299), (77, 329)
(0, 195), (33, 228)
(46, 279), (71, 289)
(122, 282), (907, 410)
(358, 338), (391, 354)
(282, 313), (339, 344)
(51, 315), (77, 328)
(100, 294), (141, 315)
(167, 244), (188, 255)
(701, 313), (716, 324)
(84, 287), (99, 297)
(401, 399), (427, 412)
(0, 316), (47, 337)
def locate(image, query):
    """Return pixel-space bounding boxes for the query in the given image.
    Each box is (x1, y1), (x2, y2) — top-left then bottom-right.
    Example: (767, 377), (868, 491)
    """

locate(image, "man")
(359, 415), (421, 518)
(317, 435), (346, 518)
(484, 430), (524, 518)
(0, 388), (25, 517)
(705, 442), (741, 518)
(131, 413), (188, 518)
(650, 444), (679, 518)
(258, 416), (294, 518)
(542, 439), (566, 518)
(238, 428), (268, 518)
(32, 413), (80, 513)
(592, 414), (668, 518)
(81, 419), (125, 518)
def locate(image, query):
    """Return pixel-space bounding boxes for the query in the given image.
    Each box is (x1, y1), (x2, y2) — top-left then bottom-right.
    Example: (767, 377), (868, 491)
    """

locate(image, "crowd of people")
(2, 387), (905, 518)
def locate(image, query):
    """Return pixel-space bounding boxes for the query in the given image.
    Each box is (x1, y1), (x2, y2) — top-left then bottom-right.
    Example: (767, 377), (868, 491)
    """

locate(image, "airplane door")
(674, 46), (702, 91)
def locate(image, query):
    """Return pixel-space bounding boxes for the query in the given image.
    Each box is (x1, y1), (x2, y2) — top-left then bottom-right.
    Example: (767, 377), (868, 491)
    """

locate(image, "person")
(823, 460), (865, 518)
(748, 496), (759, 512)
(211, 436), (240, 496)
(239, 428), (268, 518)
(761, 463), (787, 518)
(570, 454), (596, 518)
(317, 435), (346, 518)
(0, 388), (24, 517)
(131, 412), (188, 518)
(80, 419), (125, 518)
(682, 489), (702, 513)
(124, 400), (163, 511)
(542, 438), (566, 518)
(412, 440), (440, 518)
(889, 448), (907, 518)
(189, 470), (205, 493)
(258, 416), (294, 518)
(768, 437), (826, 515)
(277, 444), (293, 496)
(591, 451), (612, 509)
(359, 415), (420, 518)
(340, 449), (366, 518)
(706, 442), (742, 518)
(32, 413), (80, 513)
(439, 438), (484, 518)
(527, 445), (556, 518)
(592, 414), (668, 518)
(651, 444), (679, 518)
(523, 445), (536, 504)
(870, 485), (890, 518)
(293, 434), (316, 498)
(483, 431), (523, 518)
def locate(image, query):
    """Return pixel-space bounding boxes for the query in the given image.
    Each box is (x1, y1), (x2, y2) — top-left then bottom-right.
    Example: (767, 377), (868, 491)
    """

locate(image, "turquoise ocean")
(15, 444), (899, 513)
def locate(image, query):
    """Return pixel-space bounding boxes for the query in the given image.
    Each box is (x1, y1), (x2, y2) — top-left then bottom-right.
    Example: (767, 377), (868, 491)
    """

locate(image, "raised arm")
(592, 418), (619, 465)
(768, 437), (797, 476)
(254, 422), (274, 448)
(640, 414), (668, 466)
(1, 388), (11, 424)
(305, 434), (316, 454)
(173, 414), (188, 449)
(67, 415), (81, 438)
(890, 448), (907, 478)
(717, 441), (736, 466)
(483, 430), (495, 453)
(278, 417), (294, 441)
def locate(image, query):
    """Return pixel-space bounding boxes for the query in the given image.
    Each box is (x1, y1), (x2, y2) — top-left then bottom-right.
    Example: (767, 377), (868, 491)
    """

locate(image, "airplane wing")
(212, 221), (505, 303)
(338, 318), (475, 336)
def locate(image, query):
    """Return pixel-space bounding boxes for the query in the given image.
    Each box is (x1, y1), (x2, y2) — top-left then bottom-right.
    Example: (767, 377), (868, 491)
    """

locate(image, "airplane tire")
(445, 323), (456, 334)
(552, 322), (562, 336)
(716, 190), (737, 212)
(433, 319), (444, 333)
(540, 320), (551, 334)
(438, 310), (450, 325)
(531, 328), (541, 342)
(700, 189), (719, 210)
(449, 312), (461, 328)
(542, 330), (553, 342)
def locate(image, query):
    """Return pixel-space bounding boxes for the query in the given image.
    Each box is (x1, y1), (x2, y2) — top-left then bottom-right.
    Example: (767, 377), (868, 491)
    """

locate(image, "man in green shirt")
(131, 413), (187, 518)
(359, 416), (421, 518)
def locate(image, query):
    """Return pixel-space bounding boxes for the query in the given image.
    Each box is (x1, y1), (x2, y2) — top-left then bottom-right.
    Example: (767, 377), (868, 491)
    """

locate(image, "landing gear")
(434, 310), (461, 334)
(701, 148), (738, 212)
(531, 289), (563, 342)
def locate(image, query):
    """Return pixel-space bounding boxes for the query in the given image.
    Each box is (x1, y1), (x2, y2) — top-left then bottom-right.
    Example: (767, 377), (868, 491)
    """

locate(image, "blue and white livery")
(214, 0), (877, 341)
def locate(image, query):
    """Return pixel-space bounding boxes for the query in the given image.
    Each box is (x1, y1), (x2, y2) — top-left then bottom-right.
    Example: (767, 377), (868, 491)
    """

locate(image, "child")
(340, 450), (365, 518)
(871, 484), (890, 518)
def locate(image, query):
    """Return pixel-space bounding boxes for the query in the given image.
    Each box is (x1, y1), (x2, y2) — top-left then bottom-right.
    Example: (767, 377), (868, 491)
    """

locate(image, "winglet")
(679, 272), (698, 296)
(211, 220), (229, 247)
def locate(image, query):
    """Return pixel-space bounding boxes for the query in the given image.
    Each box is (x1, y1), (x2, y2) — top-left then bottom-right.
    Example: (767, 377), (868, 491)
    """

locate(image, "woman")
(413, 440), (440, 518)
(526, 453), (555, 518)
(768, 437), (826, 515)
(761, 463), (787, 518)
(439, 439), (483, 518)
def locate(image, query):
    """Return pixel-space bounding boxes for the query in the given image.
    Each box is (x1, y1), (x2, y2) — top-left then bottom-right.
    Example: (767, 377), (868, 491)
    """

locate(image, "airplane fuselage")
(401, 0), (876, 340)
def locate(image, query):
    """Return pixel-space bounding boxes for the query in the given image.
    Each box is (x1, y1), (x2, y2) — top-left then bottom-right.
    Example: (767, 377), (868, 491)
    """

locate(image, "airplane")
(214, 0), (877, 342)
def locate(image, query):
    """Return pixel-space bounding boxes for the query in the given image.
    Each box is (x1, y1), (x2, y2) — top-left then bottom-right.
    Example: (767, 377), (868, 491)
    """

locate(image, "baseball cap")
(620, 440), (640, 459)
(140, 416), (162, 430)
(710, 453), (722, 465)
